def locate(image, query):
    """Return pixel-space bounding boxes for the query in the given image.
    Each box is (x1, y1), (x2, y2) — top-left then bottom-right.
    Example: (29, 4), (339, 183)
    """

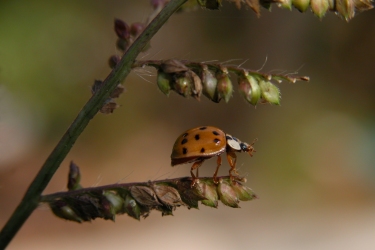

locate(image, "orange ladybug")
(171, 126), (256, 185)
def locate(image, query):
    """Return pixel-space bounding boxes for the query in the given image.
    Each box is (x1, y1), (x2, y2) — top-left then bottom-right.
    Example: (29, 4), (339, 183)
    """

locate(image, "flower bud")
(201, 66), (219, 102)
(217, 180), (240, 208)
(130, 22), (145, 37)
(108, 55), (121, 69)
(238, 74), (261, 106)
(311, 0), (329, 18)
(292, 0), (311, 12)
(114, 19), (130, 40)
(259, 80), (281, 105)
(116, 38), (130, 51)
(157, 70), (172, 96)
(68, 161), (81, 191)
(217, 71), (233, 103)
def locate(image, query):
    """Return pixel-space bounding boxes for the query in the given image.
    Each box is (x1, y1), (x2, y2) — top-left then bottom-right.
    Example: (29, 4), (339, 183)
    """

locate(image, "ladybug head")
(240, 139), (257, 156)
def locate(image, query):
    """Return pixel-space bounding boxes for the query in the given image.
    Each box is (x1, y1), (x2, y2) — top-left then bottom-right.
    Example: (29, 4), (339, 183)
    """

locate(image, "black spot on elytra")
(182, 133), (188, 137)
(212, 131), (219, 136)
(181, 138), (188, 145)
(213, 138), (220, 144)
(183, 147), (188, 154)
(200, 147), (205, 153)
(195, 134), (200, 140)
(199, 126), (207, 130)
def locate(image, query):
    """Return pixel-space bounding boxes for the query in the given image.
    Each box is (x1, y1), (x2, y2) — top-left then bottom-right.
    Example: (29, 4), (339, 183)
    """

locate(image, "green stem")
(0, 0), (187, 248)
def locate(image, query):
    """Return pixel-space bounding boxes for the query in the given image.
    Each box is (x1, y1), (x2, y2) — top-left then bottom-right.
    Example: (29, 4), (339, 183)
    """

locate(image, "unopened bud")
(68, 161), (81, 191)
(114, 19), (130, 40)
(278, 0), (293, 10)
(108, 55), (121, 69)
(130, 22), (145, 37)
(49, 200), (83, 223)
(188, 70), (202, 100)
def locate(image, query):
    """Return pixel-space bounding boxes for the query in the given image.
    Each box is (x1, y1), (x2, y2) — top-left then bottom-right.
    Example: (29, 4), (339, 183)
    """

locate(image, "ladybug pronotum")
(171, 126), (256, 185)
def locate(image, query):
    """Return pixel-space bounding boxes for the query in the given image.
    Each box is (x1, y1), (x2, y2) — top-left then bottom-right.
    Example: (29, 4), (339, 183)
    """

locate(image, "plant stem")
(0, 0), (187, 248)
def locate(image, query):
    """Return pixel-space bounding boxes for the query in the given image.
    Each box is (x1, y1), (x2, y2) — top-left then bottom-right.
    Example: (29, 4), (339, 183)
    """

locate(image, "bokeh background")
(1, 0), (375, 249)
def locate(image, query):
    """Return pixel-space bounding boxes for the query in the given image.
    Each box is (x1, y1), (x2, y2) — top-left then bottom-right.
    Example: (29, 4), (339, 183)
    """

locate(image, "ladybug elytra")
(171, 126), (256, 185)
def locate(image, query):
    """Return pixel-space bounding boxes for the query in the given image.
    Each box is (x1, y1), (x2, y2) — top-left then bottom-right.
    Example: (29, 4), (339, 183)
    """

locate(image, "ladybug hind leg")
(226, 151), (239, 180)
(190, 160), (204, 187)
(212, 155), (222, 184)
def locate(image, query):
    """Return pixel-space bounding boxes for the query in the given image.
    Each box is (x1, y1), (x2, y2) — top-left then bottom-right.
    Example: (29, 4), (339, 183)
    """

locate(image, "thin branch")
(0, 0), (187, 248)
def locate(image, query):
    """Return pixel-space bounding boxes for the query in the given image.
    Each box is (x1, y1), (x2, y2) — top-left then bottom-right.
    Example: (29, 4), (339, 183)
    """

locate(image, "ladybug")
(171, 126), (256, 185)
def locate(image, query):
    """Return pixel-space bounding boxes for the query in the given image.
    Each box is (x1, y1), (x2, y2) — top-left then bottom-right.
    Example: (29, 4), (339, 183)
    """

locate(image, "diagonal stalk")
(0, 0), (187, 248)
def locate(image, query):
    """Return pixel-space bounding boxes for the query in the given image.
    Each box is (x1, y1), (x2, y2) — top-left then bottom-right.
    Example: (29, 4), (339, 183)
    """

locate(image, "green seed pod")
(124, 194), (141, 220)
(49, 200), (83, 223)
(217, 180), (240, 208)
(157, 70), (172, 96)
(103, 191), (124, 214)
(217, 71), (233, 103)
(173, 73), (192, 97)
(196, 180), (218, 208)
(231, 181), (258, 201)
(201, 66), (219, 102)
(292, 0), (311, 12)
(259, 80), (281, 105)
(278, 0), (293, 10)
(311, 0), (329, 18)
(238, 74), (261, 106)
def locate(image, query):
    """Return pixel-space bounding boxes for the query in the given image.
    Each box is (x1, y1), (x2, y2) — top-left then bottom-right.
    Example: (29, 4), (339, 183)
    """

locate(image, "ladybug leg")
(226, 151), (239, 180)
(190, 160), (203, 187)
(212, 155), (222, 184)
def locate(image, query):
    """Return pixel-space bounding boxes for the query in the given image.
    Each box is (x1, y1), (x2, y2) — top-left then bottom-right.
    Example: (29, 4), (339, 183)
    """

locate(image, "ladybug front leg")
(212, 155), (222, 184)
(226, 151), (239, 180)
(190, 160), (203, 187)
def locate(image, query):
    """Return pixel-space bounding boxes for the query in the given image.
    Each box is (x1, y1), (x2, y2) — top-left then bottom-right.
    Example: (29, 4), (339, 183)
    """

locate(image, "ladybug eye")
(240, 142), (248, 151)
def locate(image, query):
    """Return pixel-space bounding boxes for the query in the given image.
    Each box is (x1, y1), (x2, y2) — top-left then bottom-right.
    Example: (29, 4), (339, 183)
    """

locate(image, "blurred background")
(0, 0), (374, 249)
